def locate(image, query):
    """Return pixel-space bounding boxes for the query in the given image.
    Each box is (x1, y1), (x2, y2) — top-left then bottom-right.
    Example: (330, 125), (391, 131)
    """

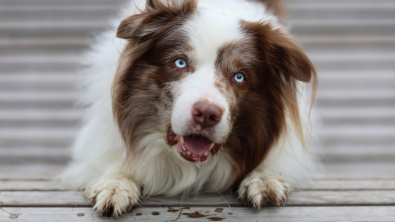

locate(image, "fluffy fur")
(59, 0), (319, 218)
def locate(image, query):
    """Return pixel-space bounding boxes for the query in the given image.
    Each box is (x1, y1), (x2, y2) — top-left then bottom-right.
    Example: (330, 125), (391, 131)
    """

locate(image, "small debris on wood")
(168, 207), (179, 212)
(183, 211), (206, 218)
(208, 217), (225, 221)
(214, 208), (223, 213)
(10, 214), (19, 219)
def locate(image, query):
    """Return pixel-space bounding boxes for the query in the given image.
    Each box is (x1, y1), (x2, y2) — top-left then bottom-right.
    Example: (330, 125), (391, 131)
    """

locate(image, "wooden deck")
(1, 0), (395, 221)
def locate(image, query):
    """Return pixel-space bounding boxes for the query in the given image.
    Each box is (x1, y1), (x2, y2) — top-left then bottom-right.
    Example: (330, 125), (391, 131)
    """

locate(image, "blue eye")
(234, 73), (245, 83)
(174, 58), (187, 69)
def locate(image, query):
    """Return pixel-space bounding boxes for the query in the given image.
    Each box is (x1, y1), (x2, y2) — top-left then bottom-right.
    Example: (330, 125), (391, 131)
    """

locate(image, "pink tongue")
(184, 135), (212, 155)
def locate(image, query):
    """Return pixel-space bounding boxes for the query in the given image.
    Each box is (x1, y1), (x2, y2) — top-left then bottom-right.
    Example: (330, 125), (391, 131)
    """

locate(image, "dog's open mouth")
(167, 128), (221, 163)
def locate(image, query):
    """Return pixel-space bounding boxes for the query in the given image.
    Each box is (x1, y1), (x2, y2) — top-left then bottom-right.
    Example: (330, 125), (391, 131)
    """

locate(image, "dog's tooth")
(210, 143), (215, 149)
(192, 154), (196, 157)
(204, 152), (208, 156)
(180, 136), (185, 144)
(187, 151), (191, 155)
(182, 145), (186, 151)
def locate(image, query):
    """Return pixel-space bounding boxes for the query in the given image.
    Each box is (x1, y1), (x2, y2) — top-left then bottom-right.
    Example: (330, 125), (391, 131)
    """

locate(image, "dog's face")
(113, 0), (315, 176)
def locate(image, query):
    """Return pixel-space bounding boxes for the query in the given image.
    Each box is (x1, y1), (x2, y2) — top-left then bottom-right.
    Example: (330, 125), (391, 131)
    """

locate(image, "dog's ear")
(267, 30), (315, 83)
(243, 21), (316, 83)
(117, 0), (197, 41)
(242, 21), (317, 149)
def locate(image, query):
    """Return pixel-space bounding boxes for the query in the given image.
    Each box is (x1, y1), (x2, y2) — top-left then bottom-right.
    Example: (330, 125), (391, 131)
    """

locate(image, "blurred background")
(0, 0), (394, 179)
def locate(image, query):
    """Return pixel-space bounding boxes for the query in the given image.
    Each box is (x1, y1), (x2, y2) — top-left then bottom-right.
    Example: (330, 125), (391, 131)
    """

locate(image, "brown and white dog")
(60, 0), (318, 218)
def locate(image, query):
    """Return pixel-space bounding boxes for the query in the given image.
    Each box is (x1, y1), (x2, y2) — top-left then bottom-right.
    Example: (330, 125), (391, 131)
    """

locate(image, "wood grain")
(2, 179), (395, 191)
(1, 207), (395, 222)
(2, 190), (395, 207)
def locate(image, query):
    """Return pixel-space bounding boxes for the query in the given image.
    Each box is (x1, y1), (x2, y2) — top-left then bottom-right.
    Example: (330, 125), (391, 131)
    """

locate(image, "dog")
(60, 0), (318, 218)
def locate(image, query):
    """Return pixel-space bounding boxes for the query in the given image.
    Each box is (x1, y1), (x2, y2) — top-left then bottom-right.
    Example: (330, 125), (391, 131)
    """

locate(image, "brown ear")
(242, 21), (318, 149)
(117, 0), (197, 41)
(243, 21), (316, 83)
(268, 32), (315, 83)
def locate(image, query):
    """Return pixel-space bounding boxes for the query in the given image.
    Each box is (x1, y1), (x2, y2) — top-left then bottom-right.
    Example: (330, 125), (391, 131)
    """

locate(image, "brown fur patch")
(213, 21), (317, 187)
(112, 0), (198, 162)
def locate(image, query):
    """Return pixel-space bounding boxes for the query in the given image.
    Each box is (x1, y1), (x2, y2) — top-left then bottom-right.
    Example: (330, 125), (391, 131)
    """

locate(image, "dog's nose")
(192, 102), (222, 128)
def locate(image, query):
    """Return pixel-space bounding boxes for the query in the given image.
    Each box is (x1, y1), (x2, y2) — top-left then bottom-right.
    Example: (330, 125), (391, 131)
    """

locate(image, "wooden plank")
(301, 180), (395, 190)
(0, 110), (81, 121)
(0, 181), (70, 191)
(320, 145), (395, 157)
(320, 145), (395, 163)
(314, 172), (395, 180)
(1, 162), (394, 180)
(1, 206), (395, 222)
(0, 92), (78, 103)
(317, 108), (395, 120)
(0, 147), (71, 158)
(0, 128), (76, 147)
(0, 164), (65, 180)
(0, 38), (89, 48)
(0, 54), (81, 63)
(0, 73), (83, 85)
(298, 36), (395, 46)
(0, 110), (81, 127)
(2, 190), (395, 207)
(1, 179), (395, 191)
(323, 162), (395, 177)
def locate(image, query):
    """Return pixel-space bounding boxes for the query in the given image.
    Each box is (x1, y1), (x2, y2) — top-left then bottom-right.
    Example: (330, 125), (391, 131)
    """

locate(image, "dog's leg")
(85, 172), (141, 218)
(238, 169), (292, 210)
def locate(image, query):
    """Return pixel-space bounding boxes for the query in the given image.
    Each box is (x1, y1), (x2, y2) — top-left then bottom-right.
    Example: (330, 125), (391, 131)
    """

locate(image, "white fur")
(171, 8), (246, 143)
(59, 0), (319, 217)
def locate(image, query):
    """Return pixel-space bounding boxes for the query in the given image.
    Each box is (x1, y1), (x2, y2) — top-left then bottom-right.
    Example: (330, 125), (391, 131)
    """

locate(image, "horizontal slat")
(288, 1), (395, 7)
(1, 207), (394, 222)
(0, 92), (78, 103)
(0, 38), (89, 48)
(0, 164), (65, 180)
(0, 181), (70, 191)
(324, 162), (395, 176)
(0, 109), (81, 127)
(0, 109), (81, 120)
(0, 147), (71, 158)
(290, 7), (395, 20)
(0, 0), (127, 6)
(320, 145), (395, 163)
(0, 162), (394, 180)
(0, 54), (81, 63)
(315, 172), (395, 180)
(321, 126), (395, 138)
(303, 180), (395, 190)
(317, 108), (395, 125)
(318, 108), (395, 119)
(0, 128), (76, 147)
(1, 179), (395, 191)
(317, 90), (395, 100)
(298, 36), (395, 46)
(2, 190), (395, 207)
(291, 23), (395, 37)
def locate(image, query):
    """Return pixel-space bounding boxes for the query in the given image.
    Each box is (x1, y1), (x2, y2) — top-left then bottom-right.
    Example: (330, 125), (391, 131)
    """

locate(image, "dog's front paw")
(87, 177), (141, 218)
(238, 173), (292, 210)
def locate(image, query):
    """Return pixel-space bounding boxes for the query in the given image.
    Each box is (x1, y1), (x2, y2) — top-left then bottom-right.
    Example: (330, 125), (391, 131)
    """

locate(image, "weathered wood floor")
(1, 0), (395, 221)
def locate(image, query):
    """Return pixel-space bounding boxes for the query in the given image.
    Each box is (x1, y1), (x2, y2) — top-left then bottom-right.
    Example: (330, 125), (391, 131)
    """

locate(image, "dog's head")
(112, 0), (316, 176)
